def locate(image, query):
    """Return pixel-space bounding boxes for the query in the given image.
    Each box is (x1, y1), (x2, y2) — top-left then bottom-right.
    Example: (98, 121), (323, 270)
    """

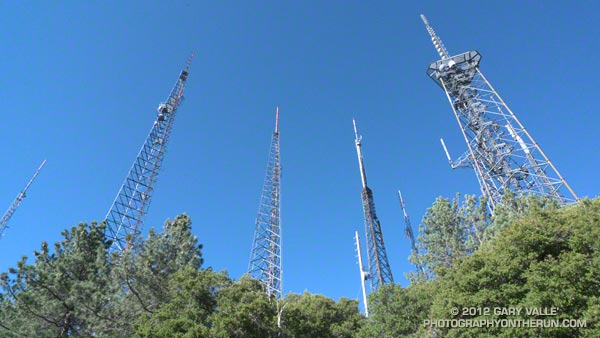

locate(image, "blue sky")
(0, 1), (598, 310)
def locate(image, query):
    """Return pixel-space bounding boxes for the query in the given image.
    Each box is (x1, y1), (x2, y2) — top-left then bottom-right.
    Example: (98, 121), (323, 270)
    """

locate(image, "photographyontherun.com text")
(424, 307), (587, 328)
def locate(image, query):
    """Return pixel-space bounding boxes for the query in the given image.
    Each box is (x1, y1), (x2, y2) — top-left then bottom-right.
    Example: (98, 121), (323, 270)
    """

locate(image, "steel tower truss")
(421, 15), (578, 211)
(249, 107), (283, 299)
(105, 55), (193, 252)
(353, 119), (394, 291)
(0, 160), (46, 239)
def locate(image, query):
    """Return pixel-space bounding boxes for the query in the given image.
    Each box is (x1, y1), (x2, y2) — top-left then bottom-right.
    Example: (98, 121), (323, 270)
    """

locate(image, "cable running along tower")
(105, 54), (193, 252)
(421, 15), (578, 212)
(0, 160), (46, 239)
(397, 190), (425, 275)
(353, 119), (393, 291)
(249, 107), (283, 299)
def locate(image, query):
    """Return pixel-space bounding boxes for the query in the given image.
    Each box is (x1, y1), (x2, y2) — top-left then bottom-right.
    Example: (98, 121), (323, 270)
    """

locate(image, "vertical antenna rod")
(353, 118), (394, 291)
(355, 231), (370, 317)
(353, 118), (367, 188)
(105, 53), (194, 252)
(397, 190), (425, 275)
(249, 106), (283, 299)
(0, 160), (47, 239)
(421, 14), (578, 211)
(275, 106), (280, 134)
(420, 14), (450, 59)
(440, 138), (453, 165)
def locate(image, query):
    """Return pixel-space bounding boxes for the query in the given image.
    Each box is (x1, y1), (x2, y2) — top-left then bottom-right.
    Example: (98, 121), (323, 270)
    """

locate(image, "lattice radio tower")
(105, 54), (193, 252)
(397, 190), (425, 275)
(421, 15), (578, 212)
(353, 118), (394, 291)
(0, 160), (46, 239)
(249, 107), (283, 299)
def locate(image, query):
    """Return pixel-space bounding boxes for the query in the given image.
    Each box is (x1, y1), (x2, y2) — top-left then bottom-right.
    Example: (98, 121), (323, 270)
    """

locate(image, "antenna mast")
(355, 231), (369, 317)
(421, 15), (578, 212)
(0, 160), (46, 238)
(353, 118), (394, 291)
(249, 107), (283, 299)
(353, 118), (367, 188)
(105, 54), (193, 252)
(420, 14), (450, 60)
(397, 190), (425, 275)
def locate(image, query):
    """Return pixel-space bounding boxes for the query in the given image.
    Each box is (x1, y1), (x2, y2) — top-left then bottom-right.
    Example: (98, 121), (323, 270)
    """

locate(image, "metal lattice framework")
(105, 54), (193, 252)
(0, 160), (46, 239)
(421, 15), (578, 212)
(397, 190), (425, 275)
(353, 119), (394, 291)
(248, 107), (283, 299)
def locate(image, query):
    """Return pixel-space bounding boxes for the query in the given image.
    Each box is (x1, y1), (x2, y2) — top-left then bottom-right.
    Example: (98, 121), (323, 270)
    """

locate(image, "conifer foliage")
(0, 197), (598, 337)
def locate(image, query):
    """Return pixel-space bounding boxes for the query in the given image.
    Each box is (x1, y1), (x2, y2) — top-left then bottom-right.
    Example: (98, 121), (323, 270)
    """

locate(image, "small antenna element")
(440, 138), (453, 165)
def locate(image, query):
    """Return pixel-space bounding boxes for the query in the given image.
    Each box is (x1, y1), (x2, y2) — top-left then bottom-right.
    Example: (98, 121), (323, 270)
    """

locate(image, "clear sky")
(0, 1), (598, 311)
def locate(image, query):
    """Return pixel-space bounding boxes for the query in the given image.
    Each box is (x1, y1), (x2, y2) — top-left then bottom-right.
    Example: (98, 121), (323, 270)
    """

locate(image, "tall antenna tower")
(397, 190), (424, 275)
(0, 160), (46, 239)
(421, 14), (578, 212)
(353, 118), (394, 291)
(248, 107), (283, 299)
(354, 231), (370, 317)
(105, 54), (193, 252)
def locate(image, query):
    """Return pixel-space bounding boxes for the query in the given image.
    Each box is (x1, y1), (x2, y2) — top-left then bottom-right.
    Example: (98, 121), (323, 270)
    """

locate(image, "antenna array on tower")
(420, 15), (578, 211)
